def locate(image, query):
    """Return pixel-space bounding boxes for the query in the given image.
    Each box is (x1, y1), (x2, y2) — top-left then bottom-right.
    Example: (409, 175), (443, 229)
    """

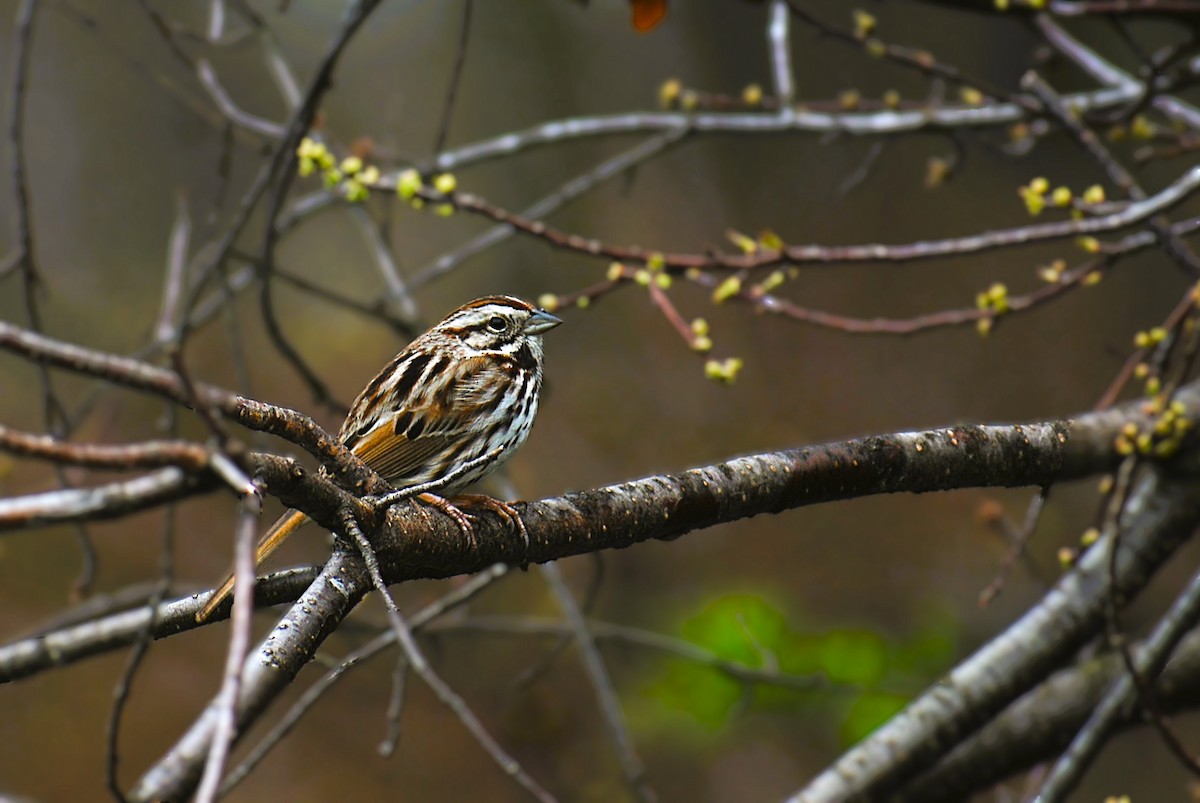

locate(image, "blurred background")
(0, 0), (1196, 800)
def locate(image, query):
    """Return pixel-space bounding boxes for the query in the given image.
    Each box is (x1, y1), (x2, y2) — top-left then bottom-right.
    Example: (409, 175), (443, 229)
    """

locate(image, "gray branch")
(791, 469), (1200, 802)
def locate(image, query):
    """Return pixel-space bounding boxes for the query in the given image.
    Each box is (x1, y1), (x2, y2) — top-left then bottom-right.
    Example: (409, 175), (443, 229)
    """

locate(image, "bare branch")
(387, 164), (1200, 272)
(792, 469), (1200, 802)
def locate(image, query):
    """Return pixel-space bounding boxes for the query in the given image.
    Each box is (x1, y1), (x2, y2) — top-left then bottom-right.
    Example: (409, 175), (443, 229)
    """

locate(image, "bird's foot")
(417, 492), (477, 551)
(449, 493), (529, 568)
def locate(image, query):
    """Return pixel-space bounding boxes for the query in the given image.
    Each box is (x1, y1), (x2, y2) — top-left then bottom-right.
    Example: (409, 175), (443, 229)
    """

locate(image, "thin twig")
(341, 510), (556, 803)
(219, 565), (507, 795)
(195, 490), (262, 803)
(768, 1), (795, 106)
(539, 563), (655, 802)
(412, 126), (689, 287)
(436, 616), (840, 692)
(979, 487), (1050, 607)
(432, 0), (473, 156)
(1035, 461), (1200, 801)
(391, 164), (1200, 272)
(104, 408), (182, 803)
(155, 193), (193, 344)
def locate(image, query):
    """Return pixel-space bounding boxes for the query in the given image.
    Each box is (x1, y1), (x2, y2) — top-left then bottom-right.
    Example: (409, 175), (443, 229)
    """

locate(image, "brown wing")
(342, 354), (508, 485)
(349, 415), (457, 485)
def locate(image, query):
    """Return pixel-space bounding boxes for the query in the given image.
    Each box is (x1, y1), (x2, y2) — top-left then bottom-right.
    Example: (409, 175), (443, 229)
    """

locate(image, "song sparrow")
(196, 295), (562, 622)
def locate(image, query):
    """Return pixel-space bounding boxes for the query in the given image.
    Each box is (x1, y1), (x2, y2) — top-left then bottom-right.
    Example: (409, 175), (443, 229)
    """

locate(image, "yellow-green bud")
(712, 276), (742, 303)
(1019, 186), (1045, 216)
(758, 229), (784, 250)
(726, 229), (757, 255)
(659, 78), (682, 107)
(344, 180), (368, 203)
(759, 270), (785, 293)
(960, 87), (983, 106)
(396, 169), (422, 200)
(853, 9), (876, 37)
(704, 357), (744, 384)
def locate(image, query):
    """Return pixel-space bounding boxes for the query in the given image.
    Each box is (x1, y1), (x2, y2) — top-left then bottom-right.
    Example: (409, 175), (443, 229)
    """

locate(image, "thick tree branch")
(896, 627), (1200, 803)
(0, 377), (1192, 801)
(0, 569), (319, 683)
(128, 549), (369, 801)
(791, 468), (1200, 802)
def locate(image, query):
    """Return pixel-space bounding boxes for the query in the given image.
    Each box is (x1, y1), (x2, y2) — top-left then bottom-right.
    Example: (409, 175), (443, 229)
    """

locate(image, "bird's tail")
(195, 508), (309, 623)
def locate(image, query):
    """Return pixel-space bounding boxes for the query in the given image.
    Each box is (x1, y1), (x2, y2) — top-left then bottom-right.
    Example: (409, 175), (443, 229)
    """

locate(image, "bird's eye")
(486, 316), (506, 333)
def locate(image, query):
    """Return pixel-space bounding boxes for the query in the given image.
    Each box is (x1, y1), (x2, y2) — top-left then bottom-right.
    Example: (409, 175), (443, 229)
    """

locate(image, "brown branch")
(2, 383), (1184, 647)
(0, 568), (320, 683)
(218, 567), (506, 796)
(0, 426), (211, 471)
(0, 381), (1187, 800)
(0, 319), (385, 495)
(128, 548), (369, 801)
(390, 163), (1200, 272)
(783, 0), (1026, 108)
(1023, 70), (1200, 277)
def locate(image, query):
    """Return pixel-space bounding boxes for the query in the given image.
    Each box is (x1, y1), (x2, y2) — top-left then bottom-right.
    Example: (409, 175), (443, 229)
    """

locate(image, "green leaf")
(841, 690), (909, 745)
(679, 594), (792, 667)
(817, 630), (887, 686)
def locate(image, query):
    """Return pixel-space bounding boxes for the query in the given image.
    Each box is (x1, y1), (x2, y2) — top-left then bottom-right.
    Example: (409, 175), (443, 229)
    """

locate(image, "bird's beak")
(524, 308), (563, 335)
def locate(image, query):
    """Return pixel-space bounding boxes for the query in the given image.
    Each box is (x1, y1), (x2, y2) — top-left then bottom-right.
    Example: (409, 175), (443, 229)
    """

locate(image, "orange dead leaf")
(631, 0), (667, 32)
